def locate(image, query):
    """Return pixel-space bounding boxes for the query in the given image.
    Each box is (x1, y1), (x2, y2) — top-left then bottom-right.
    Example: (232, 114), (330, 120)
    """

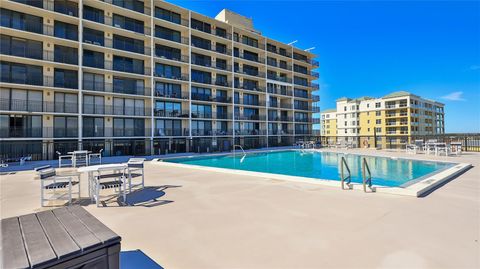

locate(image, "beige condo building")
(0, 0), (319, 160)
(320, 91), (445, 148)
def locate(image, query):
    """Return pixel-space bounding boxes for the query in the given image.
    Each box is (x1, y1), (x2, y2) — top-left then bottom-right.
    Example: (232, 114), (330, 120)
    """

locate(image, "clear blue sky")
(168, 0), (480, 133)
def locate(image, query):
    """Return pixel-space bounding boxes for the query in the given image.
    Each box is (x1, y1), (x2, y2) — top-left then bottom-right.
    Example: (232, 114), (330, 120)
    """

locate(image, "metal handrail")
(233, 145), (246, 156)
(340, 156), (352, 190)
(362, 158), (374, 192)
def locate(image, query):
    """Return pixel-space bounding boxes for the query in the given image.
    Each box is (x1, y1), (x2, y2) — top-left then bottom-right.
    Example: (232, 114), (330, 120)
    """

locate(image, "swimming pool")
(163, 150), (456, 188)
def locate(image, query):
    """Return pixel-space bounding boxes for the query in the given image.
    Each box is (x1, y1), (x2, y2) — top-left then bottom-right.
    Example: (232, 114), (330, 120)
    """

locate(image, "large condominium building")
(320, 91), (445, 148)
(0, 0), (320, 160)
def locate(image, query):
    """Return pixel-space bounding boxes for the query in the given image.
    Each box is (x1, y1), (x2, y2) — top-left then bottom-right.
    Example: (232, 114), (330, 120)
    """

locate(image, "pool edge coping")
(153, 151), (472, 197)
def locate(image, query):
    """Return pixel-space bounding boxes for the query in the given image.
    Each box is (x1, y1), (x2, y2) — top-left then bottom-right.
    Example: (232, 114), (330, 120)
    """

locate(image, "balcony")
(0, 127), (43, 138)
(191, 93), (213, 102)
(112, 128), (148, 137)
(234, 36), (265, 50)
(267, 88), (293, 96)
(154, 128), (188, 137)
(0, 98), (79, 113)
(213, 129), (233, 136)
(214, 113), (231, 120)
(156, 52), (189, 63)
(235, 129), (267, 136)
(105, 39), (152, 56)
(191, 112), (213, 119)
(311, 71), (320, 78)
(191, 58), (232, 71)
(190, 25), (232, 41)
(234, 83), (266, 93)
(191, 129), (214, 136)
(235, 114), (267, 121)
(243, 100), (266, 107)
(154, 91), (187, 100)
(154, 72), (189, 81)
(102, 0), (151, 16)
(155, 34), (189, 45)
(84, 81), (150, 96)
(83, 104), (150, 116)
(235, 69), (265, 78)
(267, 74), (292, 83)
(214, 96), (232, 104)
(235, 53), (264, 64)
(154, 110), (190, 118)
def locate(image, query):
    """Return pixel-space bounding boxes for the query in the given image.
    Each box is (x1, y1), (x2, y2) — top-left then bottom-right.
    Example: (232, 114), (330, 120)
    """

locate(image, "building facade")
(0, 0), (319, 160)
(320, 91), (445, 148)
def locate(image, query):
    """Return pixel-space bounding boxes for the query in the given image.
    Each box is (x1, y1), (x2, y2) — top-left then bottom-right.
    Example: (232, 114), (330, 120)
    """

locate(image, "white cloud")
(441, 91), (465, 101)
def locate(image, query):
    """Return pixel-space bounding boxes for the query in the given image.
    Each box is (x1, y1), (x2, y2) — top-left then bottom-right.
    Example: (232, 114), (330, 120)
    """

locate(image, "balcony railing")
(83, 104), (150, 116)
(154, 128), (189, 137)
(242, 100), (266, 107)
(235, 129), (267, 136)
(234, 114), (267, 121)
(156, 53), (189, 63)
(234, 83), (266, 92)
(0, 127), (43, 138)
(154, 72), (189, 81)
(214, 96), (232, 103)
(154, 110), (190, 118)
(235, 69), (265, 78)
(0, 99), (80, 113)
(267, 88), (293, 96)
(267, 75), (292, 83)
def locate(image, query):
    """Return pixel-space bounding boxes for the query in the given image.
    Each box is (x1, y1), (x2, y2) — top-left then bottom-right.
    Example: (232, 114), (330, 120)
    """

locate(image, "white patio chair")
(435, 143), (449, 156)
(450, 142), (462, 156)
(414, 140), (424, 152)
(92, 167), (127, 207)
(34, 165), (80, 207)
(425, 143), (436, 155)
(126, 158), (146, 193)
(72, 151), (89, 167)
(88, 149), (104, 165)
(406, 144), (418, 154)
(56, 151), (73, 168)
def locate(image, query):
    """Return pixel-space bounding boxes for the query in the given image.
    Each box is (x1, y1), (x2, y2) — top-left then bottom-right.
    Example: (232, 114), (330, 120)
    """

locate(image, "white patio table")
(77, 163), (128, 200)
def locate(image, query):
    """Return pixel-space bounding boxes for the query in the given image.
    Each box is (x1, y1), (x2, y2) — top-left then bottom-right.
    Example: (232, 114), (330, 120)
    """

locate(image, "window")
(243, 93), (259, 106)
(0, 61), (42, 85)
(54, 68), (78, 89)
(376, 119), (382, 124)
(83, 28), (104, 46)
(155, 26), (180, 42)
(54, 45), (78, 65)
(155, 63), (181, 79)
(113, 55), (144, 74)
(54, 92), (77, 113)
(54, 21), (78, 41)
(191, 18), (211, 33)
(83, 117), (104, 137)
(155, 7), (181, 24)
(113, 97), (144, 116)
(191, 120), (212, 136)
(294, 76), (308, 86)
(375, 102), (381, 108)
(83, 6), (104, 23)
(54, 0), (78, 17)
(241, 35), (258, 48)
(113, 118), (144, 137)
(11, 0), (43, 8)
(293, 64), (308, 74)
(1, 88), (43, 112)
(216, 43), (227, 54)
(216, 90), (228, 102)
(1, 115), (42, 138)
(83, 72), (104, 91)
(191, 52), (211, 67)
(243, 50), (258, 62)
(113, 77), (144, 95)
(216, 27), (227, 38)
(0, 8), (43, 34)
(191, 87), (211, 101)
(156, 44), (181, 61)
(376, 111), (381, 116)
(191, 70), (211, 84)
(1, 34), (42, 59)
(295, 112), (308, 122)
(295, 124), (309, 135)
(294, 89), (308, 98)
(191, 104), (212, 118)
(155, 119), (182, 136)
(83, 50), (104, 69)
(112, 0), (144, 13)
(216, 106), (228, 119)
(155, 101), (182, 117)
(375, 127), (382, 133)
(155, 82), (181, 98)
(54, 116), (78, 137)
(83, 95), (104, 114)
(113, 34), (144, 54)
(191, 35), (211, 50)
(113, 14), (144, 33)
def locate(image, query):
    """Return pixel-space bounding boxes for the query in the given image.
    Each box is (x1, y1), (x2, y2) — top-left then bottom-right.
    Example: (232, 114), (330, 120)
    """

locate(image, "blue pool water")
(164, 150), (455, 187)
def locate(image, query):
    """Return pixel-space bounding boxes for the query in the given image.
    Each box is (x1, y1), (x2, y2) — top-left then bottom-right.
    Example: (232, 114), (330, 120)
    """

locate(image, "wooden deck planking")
(36, 210), (81, 259)
(1, 217), (30, 269)
(67, 205), (120, 244)
(19, 214), (57, 267)
(52, 207), (102, 251)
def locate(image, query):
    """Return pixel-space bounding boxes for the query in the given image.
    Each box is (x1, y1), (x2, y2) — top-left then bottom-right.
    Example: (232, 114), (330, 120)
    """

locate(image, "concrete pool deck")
(1, 149), (479, 268)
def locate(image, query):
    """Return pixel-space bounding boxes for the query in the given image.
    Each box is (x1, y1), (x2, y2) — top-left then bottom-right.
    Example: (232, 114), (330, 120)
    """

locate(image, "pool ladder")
(233, 145), (247, 163)
(340, 156), (375, 192)
(340, 156), (352, 190)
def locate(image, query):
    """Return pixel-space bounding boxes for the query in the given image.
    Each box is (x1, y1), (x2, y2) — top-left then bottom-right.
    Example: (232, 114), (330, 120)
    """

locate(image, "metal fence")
(319, 133), (480, 152)
(0, 136), (319, 162)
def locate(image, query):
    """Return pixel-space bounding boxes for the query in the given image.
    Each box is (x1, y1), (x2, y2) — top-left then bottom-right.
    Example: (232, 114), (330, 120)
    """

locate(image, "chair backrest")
(128, 158), (145, 168)
(34, 165), (56, 179)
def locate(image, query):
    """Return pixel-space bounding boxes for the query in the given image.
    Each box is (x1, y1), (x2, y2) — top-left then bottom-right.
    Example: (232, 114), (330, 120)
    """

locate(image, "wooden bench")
(1, 206), (121, 269)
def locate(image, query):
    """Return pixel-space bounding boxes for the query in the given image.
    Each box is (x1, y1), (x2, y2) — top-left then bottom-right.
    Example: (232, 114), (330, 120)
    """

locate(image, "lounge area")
(1, 149), (479, 268)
